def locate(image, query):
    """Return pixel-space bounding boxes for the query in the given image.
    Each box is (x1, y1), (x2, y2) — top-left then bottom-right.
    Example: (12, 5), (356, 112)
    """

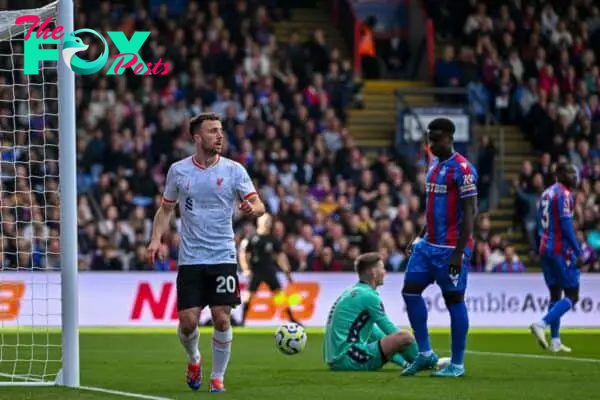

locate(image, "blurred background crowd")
(1, 0), (600, 274)
(432, 0), (600, 273)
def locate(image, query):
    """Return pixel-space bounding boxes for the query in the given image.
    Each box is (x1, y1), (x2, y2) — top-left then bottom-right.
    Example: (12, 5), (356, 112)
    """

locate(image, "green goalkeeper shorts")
(328, 341), (385, 371)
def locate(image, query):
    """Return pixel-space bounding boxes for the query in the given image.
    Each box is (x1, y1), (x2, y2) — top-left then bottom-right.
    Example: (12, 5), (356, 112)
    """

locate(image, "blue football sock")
(542, 298), (572, 328)
(402, 293), (431, 353)
(548, 300), (560, 339)
(448, 302), (469, 366)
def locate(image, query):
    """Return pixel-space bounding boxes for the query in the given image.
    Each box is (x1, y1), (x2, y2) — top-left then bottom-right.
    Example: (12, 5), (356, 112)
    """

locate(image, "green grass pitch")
(1, 328), (599, 399)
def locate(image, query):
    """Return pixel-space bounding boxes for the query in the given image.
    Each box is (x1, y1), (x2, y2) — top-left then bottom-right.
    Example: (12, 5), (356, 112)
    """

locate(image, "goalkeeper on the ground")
(323, 252), (418, 371)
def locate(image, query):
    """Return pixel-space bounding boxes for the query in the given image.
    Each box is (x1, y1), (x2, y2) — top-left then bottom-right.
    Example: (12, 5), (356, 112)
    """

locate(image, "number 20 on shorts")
(215, 275), (237, 294)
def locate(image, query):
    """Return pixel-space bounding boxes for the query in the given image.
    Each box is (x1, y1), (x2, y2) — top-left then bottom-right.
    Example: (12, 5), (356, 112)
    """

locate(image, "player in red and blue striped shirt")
(401, 118), (478, 378)
(530, 162), (581, 353)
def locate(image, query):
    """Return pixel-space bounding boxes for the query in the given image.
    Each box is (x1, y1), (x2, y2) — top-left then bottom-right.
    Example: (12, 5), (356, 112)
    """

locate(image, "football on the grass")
(436, 357), (451, 369)
(274, 323), (307, 355)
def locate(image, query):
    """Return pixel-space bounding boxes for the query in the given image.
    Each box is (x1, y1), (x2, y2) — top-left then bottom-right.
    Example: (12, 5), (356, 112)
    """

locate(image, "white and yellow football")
(274, 323), (307, 355)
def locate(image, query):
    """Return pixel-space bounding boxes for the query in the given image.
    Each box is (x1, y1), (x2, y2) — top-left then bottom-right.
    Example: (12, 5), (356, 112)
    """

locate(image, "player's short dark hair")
(354, 252), (382, 275)
(555, 161), (572, 176)
(190, 112), (221, 134)
(427, 118), (455, 135)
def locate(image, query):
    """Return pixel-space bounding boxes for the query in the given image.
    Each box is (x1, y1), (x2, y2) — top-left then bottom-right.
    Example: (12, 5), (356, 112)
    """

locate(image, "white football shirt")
(163, 155), (257, 265)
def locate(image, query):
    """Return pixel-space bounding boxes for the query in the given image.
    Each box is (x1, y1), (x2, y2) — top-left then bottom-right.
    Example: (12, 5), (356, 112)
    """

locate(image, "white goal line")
(77, 386), (173, 400)
(465, 349), (600, 363)
(0, 372), (173, 400)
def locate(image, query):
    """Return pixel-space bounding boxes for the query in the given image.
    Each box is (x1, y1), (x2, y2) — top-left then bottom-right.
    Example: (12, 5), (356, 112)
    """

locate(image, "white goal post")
(0, 0), (79, 388)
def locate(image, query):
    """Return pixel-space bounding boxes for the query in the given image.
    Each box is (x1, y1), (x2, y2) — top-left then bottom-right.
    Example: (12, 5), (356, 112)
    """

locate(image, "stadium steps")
(273, 5), (349, 58)
(485, 127), (540, 269)
(486, 125), (534, 183)
(348, 80), (432, 149)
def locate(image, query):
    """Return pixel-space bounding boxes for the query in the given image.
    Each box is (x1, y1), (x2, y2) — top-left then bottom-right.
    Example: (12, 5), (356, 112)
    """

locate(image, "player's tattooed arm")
(150, 201), (176, 241)
(237, 163), (265, 217)
(154, 164), (178, 241)
(147, 201), (176, 263)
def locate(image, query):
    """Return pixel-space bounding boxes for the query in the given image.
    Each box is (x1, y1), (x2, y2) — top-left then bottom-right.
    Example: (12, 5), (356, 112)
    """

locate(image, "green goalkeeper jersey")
(323, 281), (398, 364)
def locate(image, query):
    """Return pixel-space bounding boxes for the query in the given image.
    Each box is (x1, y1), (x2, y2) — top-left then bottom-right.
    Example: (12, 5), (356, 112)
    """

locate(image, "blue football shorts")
(540, 254), (580, 289)
(404, 240), (470, 293)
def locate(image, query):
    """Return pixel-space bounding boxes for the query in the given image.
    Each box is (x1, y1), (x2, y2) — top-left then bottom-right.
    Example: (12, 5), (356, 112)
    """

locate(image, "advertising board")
(2, 273), (599, 327)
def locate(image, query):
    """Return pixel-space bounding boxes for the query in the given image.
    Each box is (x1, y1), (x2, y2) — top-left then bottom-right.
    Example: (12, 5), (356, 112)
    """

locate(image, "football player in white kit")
(147, 112), (265, 392)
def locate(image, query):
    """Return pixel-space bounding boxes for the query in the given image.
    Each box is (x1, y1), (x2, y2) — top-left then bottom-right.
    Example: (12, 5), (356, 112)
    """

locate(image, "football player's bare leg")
(209, 306), (233, 392)
(178, 307), (202, 390)
(379, 331), (418, 366)
(178, 307), (202, 363)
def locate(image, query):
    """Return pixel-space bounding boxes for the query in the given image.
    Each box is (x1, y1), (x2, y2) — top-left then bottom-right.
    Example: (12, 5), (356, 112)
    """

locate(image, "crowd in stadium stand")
(0, 0), (419, 273)
(7, 0), (598, 274)
(434, 0), (600, 273)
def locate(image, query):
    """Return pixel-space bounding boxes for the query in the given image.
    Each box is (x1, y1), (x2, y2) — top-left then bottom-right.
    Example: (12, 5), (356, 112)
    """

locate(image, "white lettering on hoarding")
(412, 293), (599, 314)
(1, 273), (599, 327)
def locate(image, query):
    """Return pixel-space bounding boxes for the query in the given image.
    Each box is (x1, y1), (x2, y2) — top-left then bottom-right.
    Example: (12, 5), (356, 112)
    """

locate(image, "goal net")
(0, 0), (78, 387)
